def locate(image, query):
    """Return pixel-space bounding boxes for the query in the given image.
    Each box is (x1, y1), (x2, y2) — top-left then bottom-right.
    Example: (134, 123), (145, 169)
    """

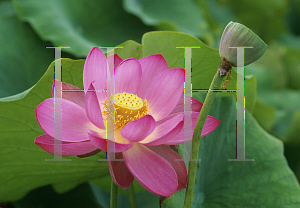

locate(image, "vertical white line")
(98, 47), (123, 162)
(46, 46), (70, 161)
(228, 46), (253, 162)
(176, 47), (200, 161)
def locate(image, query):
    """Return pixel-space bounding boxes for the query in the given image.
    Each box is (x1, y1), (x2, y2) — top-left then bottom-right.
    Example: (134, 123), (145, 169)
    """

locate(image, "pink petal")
(83, 47), (107, 93)
(104, 55), (122, 114)
(169, 94), (203, 115)
(85, 83), (106, 129)
(108, 152), (134, 189)
(107, 54), (123, 68)
(144, 68), (184, 121)
(164, 112), (220, 145)
(52, 80), (85, 109)
(96, 91), (109, 117)
(120, 115), (156, 142)
(146, 145), (187, 191)
(35, 98), (92, 142)
(106, 54), (122, 96)
(88, 129), (133, 152)
(88, 126), (133, 144)
(140, 113), (184, 146)
(115, 58), (142, 95)
(137, 54), (169, 98)
(123, 143), (178, 197)
(35, 134), (97, 156)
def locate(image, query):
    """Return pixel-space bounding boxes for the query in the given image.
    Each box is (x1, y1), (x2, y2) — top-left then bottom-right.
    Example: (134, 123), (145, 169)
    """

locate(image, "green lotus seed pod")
(219, 21), (267, 67)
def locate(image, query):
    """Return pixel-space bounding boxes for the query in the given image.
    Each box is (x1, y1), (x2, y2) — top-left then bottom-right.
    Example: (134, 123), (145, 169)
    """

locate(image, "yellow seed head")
(101, 92), (149, 128)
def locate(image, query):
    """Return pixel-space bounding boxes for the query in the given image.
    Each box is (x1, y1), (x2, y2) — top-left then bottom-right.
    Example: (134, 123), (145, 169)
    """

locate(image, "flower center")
(102, 92), (149, 128)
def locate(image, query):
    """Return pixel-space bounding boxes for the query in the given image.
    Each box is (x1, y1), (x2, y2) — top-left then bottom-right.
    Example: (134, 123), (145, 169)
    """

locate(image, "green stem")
(183, 70), (224, 208)
(127, 184), (137, 208)
(110, 180), (118, 208)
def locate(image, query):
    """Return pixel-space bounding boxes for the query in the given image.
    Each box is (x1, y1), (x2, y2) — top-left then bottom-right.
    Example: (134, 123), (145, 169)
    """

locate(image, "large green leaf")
(161, 94), (300, 207)
(0, 1), (54, 98)
(253, 99), (276, 131)
(0, 58), (110, 202)
(259, 89), (300, 139)
(12, 0), (153, 57)
(123, 0), (210, 38)
(116, 40), (142, 60)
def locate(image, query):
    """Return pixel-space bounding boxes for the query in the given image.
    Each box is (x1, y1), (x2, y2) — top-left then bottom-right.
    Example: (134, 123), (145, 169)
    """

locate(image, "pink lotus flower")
(35, 47), (220, 197)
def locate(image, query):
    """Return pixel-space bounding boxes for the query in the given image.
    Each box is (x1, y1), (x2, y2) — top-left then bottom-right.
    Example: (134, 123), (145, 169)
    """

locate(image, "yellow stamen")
(101, 92), (149, 128)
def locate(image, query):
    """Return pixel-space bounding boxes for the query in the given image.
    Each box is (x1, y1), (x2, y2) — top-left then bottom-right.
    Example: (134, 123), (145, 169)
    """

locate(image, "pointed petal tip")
(90, 46), (101, 52)
(83, 47), (107, 92)
(123, 143), (178, 197)
(35, 134), (97, 156)
(200, 115), (220, 138)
